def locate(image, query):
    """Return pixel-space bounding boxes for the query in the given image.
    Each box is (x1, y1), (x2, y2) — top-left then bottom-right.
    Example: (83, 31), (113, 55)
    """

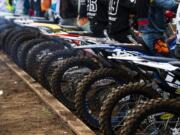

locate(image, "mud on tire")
(50, 56), (100, 110)
(4, 27), (40, 53)
(26, 41), (64, 79)
(99, 82), (160, 135)
(75, 68), (134, 129)
(37, 49), (77, 90)
(10, 33), (41, 63)
(119, 98), (180, 135)
(17, 38), (50, 69)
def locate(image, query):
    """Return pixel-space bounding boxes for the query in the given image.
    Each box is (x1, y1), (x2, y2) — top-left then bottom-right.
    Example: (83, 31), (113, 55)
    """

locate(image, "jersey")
(0, 0), (13, 12)
(60, 0), (78, 18)
(86, 0), (109, 23)
(108, 0), (136, 36)
(79, 0), (87, 18)
(81, 0), (109, 36)
(136, 0), (150, 26)
(41, 0), (51, 12)
(14, 0), (25, 15)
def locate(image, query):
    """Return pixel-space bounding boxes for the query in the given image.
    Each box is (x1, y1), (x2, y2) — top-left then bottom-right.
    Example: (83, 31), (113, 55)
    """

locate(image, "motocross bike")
(71, 35), (175, 129)
(99, 52), (180, 135)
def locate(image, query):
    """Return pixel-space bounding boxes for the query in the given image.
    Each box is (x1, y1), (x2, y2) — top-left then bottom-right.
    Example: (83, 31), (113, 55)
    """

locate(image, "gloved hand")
(154, 38), (169, 54)
(165, 10), (175, 21)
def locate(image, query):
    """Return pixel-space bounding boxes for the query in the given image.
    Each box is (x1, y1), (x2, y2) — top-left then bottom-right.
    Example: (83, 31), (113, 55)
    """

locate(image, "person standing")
(60, 0), (78, 26)
(0, 0), (14, 12)
(137, 0), (178, 55)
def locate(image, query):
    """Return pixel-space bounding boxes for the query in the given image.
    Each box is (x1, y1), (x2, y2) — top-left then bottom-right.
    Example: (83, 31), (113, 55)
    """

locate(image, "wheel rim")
(61, 66), (92, 104)
(110, 94), (149, 134)
(135, 112), (180, 135)
(84, 77), (122, 127)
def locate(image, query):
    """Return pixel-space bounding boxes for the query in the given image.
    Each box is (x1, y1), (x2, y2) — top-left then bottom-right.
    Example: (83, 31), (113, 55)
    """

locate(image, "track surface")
(0, 60), (74, 135)
(0, 51), (95, 135)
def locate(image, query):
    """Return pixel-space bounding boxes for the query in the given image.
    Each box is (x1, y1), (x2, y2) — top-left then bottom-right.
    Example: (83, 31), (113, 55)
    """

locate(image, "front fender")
(73, 44), (116, 50)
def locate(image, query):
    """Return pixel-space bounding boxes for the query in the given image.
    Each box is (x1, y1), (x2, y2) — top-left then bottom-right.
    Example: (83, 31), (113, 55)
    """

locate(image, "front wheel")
(37, 49), (77, 90)
(100, 82), (160, 135)
(50, 56), (100, 110)
(75, 68), (133, 129)
(119, 98), (180, 135)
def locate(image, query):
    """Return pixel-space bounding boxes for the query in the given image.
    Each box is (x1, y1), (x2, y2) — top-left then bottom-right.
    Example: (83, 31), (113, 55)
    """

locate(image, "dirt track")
(0, 60), (74, 135)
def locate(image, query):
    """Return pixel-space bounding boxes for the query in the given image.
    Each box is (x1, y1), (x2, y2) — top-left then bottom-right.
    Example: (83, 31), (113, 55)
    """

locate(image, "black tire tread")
(120, 98), (180, 135)
(0, 27), (15, 50)
(50, 56), (99, 110)
(6, 30), (34, 53)
(75, 68), (135, 128)
(26, 41), (63, 79)
(37, 49), (76, 89)
(17, 38), (49, 69)
(99, 81), (160, 135)
(10, 33), (40, 63)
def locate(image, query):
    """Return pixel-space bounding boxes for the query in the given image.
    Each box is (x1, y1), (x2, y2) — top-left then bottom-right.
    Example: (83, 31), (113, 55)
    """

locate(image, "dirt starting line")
(0, 52), (96, 135)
